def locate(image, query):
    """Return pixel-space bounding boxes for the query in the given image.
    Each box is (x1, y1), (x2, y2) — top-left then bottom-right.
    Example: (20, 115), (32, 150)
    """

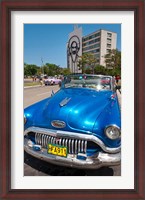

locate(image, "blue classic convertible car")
(24, 74), (121, 169)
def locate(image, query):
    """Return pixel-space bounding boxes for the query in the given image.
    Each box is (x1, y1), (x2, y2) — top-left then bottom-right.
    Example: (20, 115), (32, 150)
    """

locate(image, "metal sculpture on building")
(67, 35), (80, 73)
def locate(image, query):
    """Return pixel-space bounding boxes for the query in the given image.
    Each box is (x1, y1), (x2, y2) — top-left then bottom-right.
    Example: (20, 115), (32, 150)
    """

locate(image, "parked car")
(44, 76), (61, 85)
(24, 74), (121, 169)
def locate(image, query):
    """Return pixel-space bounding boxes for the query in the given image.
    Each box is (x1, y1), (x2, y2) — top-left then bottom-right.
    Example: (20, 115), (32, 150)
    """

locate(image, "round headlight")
(105, 125), (121, 140)
(24, 115), (27, 124)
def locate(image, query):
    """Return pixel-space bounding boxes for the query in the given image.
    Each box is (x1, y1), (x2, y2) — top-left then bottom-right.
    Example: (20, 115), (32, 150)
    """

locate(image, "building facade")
(67, 27), (117, 73)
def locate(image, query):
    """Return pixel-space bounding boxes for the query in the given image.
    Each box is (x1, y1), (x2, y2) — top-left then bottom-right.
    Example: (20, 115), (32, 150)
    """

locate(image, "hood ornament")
(51, 120), (66, 128)
(59, 97), (71, 107)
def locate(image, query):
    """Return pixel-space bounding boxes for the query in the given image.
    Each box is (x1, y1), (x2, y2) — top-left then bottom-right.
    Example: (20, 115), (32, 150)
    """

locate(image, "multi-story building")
(67, 27), (117, 73)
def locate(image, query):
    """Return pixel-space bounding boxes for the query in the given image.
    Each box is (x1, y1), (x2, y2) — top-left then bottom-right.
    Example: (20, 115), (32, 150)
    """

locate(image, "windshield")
(62, 75), (112, 91)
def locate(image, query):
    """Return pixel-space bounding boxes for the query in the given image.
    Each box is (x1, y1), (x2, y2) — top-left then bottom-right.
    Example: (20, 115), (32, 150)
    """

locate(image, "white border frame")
(11, 11), (134, 189)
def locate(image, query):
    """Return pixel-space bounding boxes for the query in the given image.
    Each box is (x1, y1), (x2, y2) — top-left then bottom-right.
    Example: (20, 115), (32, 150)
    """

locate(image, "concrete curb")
(24, 85), (42, 89)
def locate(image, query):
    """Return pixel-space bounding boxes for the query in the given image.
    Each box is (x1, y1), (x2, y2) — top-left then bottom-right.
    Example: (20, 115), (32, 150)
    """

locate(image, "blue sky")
(24, 24), (121, 68)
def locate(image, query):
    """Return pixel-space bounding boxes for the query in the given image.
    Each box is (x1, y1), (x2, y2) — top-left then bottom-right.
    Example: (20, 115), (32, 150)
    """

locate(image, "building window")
(106, 49), (111, 53)
(83, 37), (100, 47)
(83, 38), (87, 42)
(107, 33), (112, 37)
(107, 38), (112, 43)
(83, 32), (101, 42)
(107, 44), (111, 48)
(94, 38), (100, 43)
(90, 49), (100, 53)
(89, 34), (96, 40)
(83, 43), (100, 51)
(94, 32), (100, 37)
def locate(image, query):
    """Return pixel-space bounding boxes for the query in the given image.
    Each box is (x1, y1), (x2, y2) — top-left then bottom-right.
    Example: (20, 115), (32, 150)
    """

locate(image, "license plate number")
(47, 144), (67, 157)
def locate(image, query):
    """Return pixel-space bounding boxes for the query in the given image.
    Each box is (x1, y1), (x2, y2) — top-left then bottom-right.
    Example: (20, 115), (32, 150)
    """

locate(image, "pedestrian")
(115, 74), (120, 85)
(32, 76), (34, 82)
(39, 77), (43, 86)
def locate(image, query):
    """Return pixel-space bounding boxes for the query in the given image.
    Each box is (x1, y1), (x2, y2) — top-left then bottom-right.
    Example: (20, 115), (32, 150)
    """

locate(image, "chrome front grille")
(34, 132), (87, 154)
(25, 127), (121, 154)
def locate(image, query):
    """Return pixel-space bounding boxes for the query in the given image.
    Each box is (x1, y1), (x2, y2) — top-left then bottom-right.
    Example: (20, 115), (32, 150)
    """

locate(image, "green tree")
(43, 65), (49, 75)
(61, 68), (71, 75)
(86, 53), (97, 74)
(77, 53), (97, 74)
(45, 63), (61, 76)
(84, 68), (92, 74)
(104, 49), (121, 69)
(77, 53), (88, 73)
(94, 65), (106, 75)
(24, 64), (39, 76)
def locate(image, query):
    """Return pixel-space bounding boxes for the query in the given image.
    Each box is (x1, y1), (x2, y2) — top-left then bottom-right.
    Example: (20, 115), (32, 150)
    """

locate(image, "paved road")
(24, 85), (121, 176)
(24, 85), (59, 108)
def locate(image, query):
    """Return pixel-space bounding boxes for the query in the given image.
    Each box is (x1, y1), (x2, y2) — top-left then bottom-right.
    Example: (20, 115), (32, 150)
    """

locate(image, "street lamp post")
(41, 57), (44, 75)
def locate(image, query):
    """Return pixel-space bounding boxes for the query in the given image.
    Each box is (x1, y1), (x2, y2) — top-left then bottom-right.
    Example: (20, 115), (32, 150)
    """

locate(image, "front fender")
(24, 97), (50, 130)
(93, 97), (121, 148)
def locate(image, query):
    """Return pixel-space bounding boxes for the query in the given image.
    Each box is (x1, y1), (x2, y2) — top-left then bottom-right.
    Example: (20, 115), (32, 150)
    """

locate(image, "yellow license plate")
(47, 144), (67, 157)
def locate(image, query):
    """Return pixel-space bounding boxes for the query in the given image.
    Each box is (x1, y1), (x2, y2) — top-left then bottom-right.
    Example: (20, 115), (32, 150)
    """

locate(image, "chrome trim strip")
(84, 141), (87, 153)
(75, 140), (77, 154)
(42, 134), (44, 147)
(62, 138), (65, 146)
(81, 140), (84, 152)
(53, 137), (56, 144)
(65, 139), (68, 148)
(35, 133), (37, 144)
(69, 139), (71, 153)
(38, 133), (40, 144)
(48, 136), (51, 144)
(24, 127), (121, 153)
(72, 139), (74, 154)
(78, 140), (81, 152)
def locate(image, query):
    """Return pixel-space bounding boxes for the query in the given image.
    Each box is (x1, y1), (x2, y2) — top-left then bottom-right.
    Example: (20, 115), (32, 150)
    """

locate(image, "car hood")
(35, 88), (113, 133)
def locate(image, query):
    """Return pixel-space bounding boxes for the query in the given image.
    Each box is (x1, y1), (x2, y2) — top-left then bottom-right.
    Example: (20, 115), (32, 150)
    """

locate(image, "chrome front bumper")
(24, 127), (121, 169)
